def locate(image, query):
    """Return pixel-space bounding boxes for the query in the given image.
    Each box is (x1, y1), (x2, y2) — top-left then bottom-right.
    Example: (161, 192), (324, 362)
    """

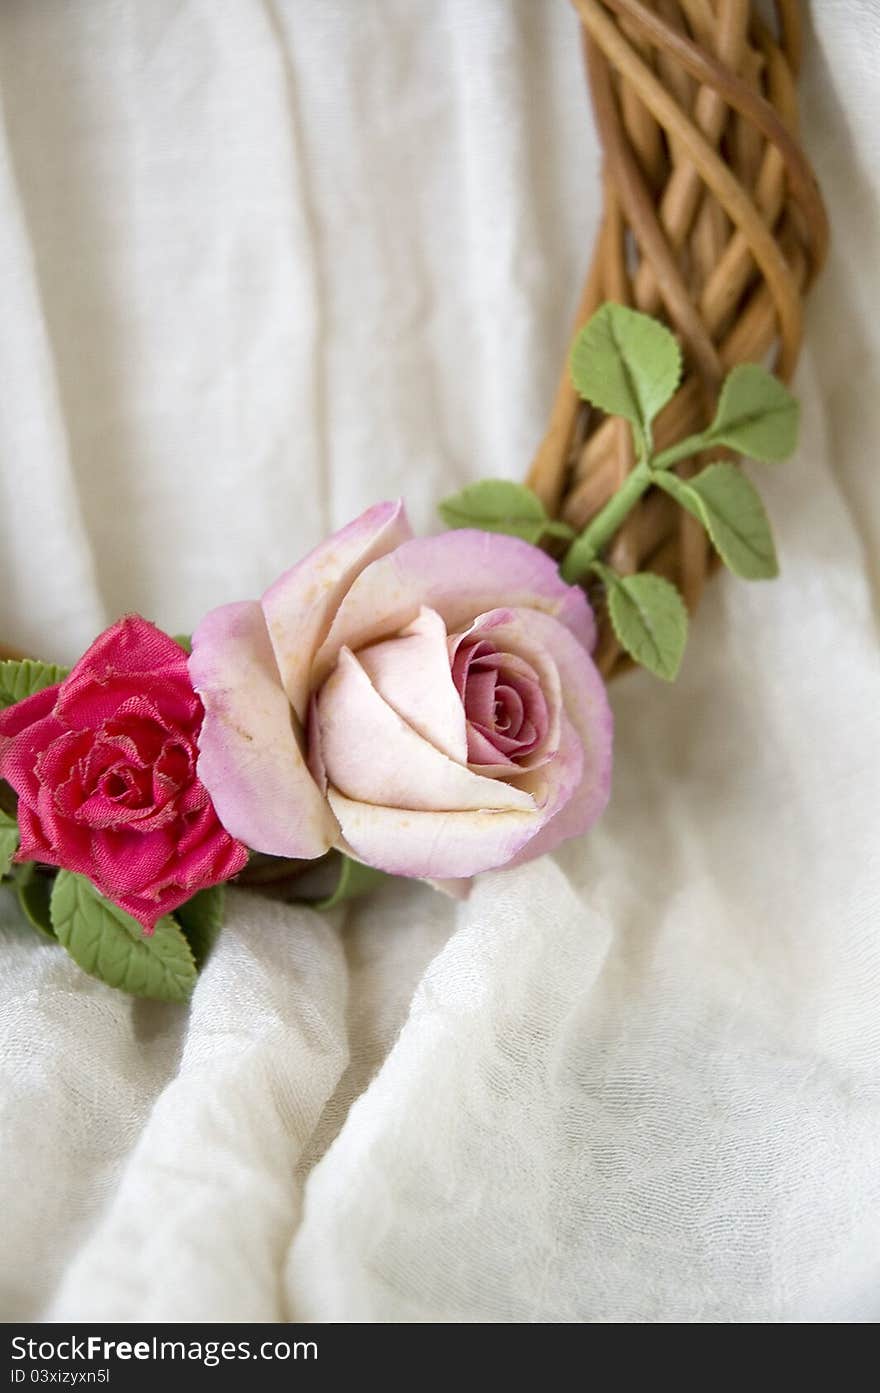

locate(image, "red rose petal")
(0, 615), (247, 930)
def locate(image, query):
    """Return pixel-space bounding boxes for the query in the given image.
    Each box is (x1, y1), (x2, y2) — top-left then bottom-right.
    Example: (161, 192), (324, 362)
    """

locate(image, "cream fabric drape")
(1, 0), (879, 1322)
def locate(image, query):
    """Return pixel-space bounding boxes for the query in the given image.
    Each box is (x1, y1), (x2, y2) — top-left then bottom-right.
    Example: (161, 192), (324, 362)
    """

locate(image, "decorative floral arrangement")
(0, 305), (797, 1001)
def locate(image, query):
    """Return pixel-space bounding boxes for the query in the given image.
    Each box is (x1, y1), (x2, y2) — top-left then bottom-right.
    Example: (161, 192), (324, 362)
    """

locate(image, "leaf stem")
(589, 559), (618, 588)
(651, 431), (710, 471)
(561, 459), (652, 581)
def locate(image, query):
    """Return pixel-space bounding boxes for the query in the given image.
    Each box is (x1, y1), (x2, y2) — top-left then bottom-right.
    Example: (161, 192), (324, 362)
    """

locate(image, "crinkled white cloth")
(1, 0), (879, 1323)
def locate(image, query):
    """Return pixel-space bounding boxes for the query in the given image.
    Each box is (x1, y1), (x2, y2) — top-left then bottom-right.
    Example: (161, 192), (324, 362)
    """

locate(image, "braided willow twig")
(527, 0), (828, 679)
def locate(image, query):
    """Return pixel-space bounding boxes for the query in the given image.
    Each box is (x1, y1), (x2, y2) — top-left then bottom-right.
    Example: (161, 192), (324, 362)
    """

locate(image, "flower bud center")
(451, 637), (548, 767)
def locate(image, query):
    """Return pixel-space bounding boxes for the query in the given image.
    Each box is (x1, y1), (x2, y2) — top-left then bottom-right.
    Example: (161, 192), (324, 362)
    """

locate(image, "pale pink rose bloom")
(189, 501), (612, 885)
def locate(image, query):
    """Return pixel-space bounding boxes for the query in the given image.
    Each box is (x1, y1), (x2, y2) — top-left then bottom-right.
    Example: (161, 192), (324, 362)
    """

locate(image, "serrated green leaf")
(598, 566), (688, 681)
(0, 808), (19, 878)
(690, 464), (779, 579)
(173, 634), (192, 654)
(707, 363), (798, 461)
(175, 884), (225, 968)
(570, 303), (681, 452)
(438, 480), (571, 545)
(315, 854), (388, 911)
(15, 864), (56, 942)
(0, 659), (69, 709)
(657, 463), (778, 580)
(50, 871), (197, 1001)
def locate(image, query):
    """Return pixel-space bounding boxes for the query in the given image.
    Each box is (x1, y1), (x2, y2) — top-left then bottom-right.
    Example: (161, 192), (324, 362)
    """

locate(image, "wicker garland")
(1, 3), (827, 685)
(527, 0), (828, 680)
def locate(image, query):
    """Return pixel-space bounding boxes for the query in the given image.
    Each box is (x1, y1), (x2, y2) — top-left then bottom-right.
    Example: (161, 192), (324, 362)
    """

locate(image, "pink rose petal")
(502, 609), (613, 865)
(509, 709), (585, 857)
(189, 600), (338, 858)
(449, 608), (563, 775)
(356, 607), (467, 764)
(315, 647), (534, 814)
(326, 786), (541, 880)
(0, 683), (61, 746)
(261, 500), (413, 723)
(313, 530), (596, 687)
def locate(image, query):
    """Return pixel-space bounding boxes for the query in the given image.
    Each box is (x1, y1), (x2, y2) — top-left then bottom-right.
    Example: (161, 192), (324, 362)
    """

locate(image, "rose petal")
(88, 716), (164, 771)
(109, 889), (180, 933)
(112, 872), (244, 934)
(66, 614), (188, 680)
(58, 673), (200, 730)
(33, 727), (90, 793)
(189, 600), (338, 858)
(493, 683), (524, 735)
(56, 617), (196, 726)
(91, 825), (177, 894)
(463, 667), (498, 728)
(357, 607), (467, 764)
(171, 826), (248, 892)
(313, 530), (596, 687)
(451, 637), (498, 698)
(14, 801), (60, 867)
(471, 721), (531, 757)
(450, 608), (563, 773)
(261, 500), (413, 723)
(0, 711), (68, 801)
(0, 683), (61, 744)
(306, 692), (327, 793)
(465, 723), (520, 771)
(503, 609), (613, 864)
(16, 798), (92, 876)
(326, 786), (541, 879)
(316, 647), (534, 813)
(510, 709), (585, 849)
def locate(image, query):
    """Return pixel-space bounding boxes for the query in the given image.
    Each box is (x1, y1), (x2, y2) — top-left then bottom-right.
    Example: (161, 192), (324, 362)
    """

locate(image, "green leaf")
(657, 463), (778, 580)
(315, 854), (388, 911)
(173, 634), (192, 654)
(438, 480), (573, 545)
(0, 808), (19, 878)
(175, 885), (225, 968)
(0, 659), (69, 709)
(15, 865), (56, 942)
(597, 565), (688, 681)
(707, 363), (798, 461)
(570, 303), (682, 452)
(50, 871), (197, 1001)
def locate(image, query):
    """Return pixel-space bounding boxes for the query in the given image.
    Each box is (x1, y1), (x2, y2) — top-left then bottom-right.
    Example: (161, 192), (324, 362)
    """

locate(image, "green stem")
(652, 431), (710, 471)
(589, 559), (618, 588)
(561, 459), (652, 581)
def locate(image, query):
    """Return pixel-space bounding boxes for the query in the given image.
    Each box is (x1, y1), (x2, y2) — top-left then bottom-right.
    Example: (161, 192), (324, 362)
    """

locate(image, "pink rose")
(191, 502), (612, 885)
(0, 617), (249, 929)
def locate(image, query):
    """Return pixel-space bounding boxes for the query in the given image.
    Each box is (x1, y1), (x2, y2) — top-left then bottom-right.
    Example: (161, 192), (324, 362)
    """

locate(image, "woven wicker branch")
(527, 0), (828, 680)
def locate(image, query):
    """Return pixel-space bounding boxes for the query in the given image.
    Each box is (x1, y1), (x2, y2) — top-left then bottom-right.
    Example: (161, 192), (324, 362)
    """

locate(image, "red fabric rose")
(0, 616), (248, 930)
